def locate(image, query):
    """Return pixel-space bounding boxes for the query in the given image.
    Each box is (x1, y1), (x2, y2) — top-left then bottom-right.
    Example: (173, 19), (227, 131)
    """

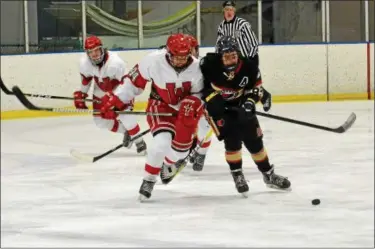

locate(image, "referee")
(216, 0), (260, 66)
(216, 0), (272, 112)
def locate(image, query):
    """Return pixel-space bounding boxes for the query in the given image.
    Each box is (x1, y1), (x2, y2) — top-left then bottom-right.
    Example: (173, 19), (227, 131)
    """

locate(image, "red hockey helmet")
(84, 36), (105, 64)
(166, 33), (191, 68)
(184, 34), (199, 58)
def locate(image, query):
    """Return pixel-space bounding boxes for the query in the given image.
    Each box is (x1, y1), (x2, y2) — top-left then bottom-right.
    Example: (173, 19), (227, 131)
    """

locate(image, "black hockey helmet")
(222, 0), (236, 8)
(217, 36), (240, 71)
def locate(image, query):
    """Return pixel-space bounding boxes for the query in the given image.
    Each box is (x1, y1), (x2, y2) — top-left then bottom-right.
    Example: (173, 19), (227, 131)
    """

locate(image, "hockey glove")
(238, 98), (256, 122)
(260, 87), (272, 112)
(173, 95), (204, 151)
(177, 95), (204, 128)
(73, 91), (88, 109)
(100, 92), (127, 120)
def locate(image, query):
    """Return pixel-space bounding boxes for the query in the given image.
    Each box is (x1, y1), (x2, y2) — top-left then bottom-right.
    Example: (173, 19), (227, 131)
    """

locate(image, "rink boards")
(1, 42), (374, 120)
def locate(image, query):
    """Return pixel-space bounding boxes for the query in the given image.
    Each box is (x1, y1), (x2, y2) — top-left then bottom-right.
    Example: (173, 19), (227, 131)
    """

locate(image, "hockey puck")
(312, 199), (320, 205)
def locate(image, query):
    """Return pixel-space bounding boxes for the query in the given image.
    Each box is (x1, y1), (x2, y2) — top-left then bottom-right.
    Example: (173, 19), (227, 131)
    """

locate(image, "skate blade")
(138, 194), (149, 202)
(192, 165), (204, 172)
(241, 192), (249, 198)
(137, 150), (147, 156)
(266, 184), (292, 192)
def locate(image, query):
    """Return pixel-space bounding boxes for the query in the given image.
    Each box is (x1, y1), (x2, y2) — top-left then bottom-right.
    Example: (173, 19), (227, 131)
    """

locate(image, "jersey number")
(166, 81), (192, 105)
(128, 65), (139, 82)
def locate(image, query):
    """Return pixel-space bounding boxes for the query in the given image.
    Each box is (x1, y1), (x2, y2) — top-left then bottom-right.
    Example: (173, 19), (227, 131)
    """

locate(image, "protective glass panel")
(36, 0), (82, 53)
(271, 1), (322, 44)
(369, 0), (374, 42)
(85, 0), (139, 49)
(1, 0), (26, 54)
(329, 0), (365, 42)
(141, 1), (197, 48)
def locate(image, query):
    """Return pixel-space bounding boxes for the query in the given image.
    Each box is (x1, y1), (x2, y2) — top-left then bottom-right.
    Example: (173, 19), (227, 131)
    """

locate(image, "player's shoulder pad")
(241, 56), (258, 71)
(200, 53), (220, 70)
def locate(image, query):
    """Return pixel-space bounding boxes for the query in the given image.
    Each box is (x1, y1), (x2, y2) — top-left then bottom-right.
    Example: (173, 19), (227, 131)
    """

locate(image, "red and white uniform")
(114, 48), (204, 178)
(77, 51), (140, 136)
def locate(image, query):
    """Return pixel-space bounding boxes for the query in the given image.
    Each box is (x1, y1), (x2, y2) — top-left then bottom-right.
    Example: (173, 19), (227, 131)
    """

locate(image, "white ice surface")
(1, 101), (374, 247)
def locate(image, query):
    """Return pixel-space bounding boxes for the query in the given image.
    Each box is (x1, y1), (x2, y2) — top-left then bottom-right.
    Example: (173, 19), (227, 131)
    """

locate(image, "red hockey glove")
(177, 95), (204, 128)
(173, 95), (204, 152)
(100, 92), (127, 120)
(73, 91), (88, 109)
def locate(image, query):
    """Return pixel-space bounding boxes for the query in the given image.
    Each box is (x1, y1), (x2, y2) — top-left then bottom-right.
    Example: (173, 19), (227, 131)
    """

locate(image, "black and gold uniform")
(200, 36), (291, 195)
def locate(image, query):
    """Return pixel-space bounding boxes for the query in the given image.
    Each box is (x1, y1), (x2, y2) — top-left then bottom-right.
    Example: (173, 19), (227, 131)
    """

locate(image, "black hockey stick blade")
(12, 85), (49, 111)
(0, 77), (14, 94)
(70, 129), (151, 163)
(13, 85), (175, 116)
(255, 111), (356, 134)
(332, 112), (356, 133)
(7, 83), (96, 102)
(12, 85), (91, 114)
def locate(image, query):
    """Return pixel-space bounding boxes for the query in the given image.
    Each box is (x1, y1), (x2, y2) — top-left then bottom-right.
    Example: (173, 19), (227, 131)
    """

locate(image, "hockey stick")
(224, 106), (356, 134)
(209, 91), (356, 134)
(255, 111), (356, 134)
(12, 85), (174, 117)
(0, 77), (98, 102)
(70, 128), (151, 163)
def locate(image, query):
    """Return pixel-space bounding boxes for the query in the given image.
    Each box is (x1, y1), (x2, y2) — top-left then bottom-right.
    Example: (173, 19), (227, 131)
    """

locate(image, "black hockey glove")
(237, 98), (256, 123)
(260, 87), (272, 112)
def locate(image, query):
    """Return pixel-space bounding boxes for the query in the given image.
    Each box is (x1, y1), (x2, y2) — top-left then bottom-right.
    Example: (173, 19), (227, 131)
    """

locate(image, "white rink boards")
(1, 101), (374, 247)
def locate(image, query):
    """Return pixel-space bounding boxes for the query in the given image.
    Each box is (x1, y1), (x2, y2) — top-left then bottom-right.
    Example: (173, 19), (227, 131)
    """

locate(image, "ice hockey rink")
(1, 100), (374, 247)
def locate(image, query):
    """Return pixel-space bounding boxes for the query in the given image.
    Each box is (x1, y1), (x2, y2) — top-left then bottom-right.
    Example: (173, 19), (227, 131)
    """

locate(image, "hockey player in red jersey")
(100, 34), (204, 201)
(185, 34), (199, 58)
(73, 36), (146, 155)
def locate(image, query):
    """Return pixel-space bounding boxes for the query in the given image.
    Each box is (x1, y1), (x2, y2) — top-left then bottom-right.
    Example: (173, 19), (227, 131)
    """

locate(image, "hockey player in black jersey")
(200, 36), (291, 195)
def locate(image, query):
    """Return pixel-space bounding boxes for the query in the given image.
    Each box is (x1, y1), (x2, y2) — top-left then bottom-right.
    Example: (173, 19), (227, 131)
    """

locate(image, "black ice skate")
(123, 131), (132, 148)
(231, 169), (249, 197)
(189, 151), (206, 171)
(138, 179), (156, 201)
(160, 160), (186, 184)
(135, 140), (147, 155)
(262, 166), (291, 190)
(160, 163), (177, 184)
(123, 131), (147, 155)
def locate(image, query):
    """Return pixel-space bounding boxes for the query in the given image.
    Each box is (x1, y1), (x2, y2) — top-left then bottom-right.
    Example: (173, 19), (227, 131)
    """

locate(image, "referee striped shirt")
(216, 16), (259, 58)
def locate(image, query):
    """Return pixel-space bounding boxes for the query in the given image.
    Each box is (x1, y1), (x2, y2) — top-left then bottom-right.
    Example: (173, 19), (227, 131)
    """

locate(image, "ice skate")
(123, 131), (147, 155)
(135, 139), (147, 155)
(123, 131), (132, 148)
(138, 178), (157, 202)
(189, 151), (206, 171)
(231, 169), (249, 197)
(160, 162), (178, 184)
(160, 160), (187, 184)
(262, 165), (291, 191)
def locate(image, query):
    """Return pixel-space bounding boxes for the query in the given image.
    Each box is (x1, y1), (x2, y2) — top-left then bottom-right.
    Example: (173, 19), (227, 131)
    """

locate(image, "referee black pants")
(248, 54), (261, 82)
